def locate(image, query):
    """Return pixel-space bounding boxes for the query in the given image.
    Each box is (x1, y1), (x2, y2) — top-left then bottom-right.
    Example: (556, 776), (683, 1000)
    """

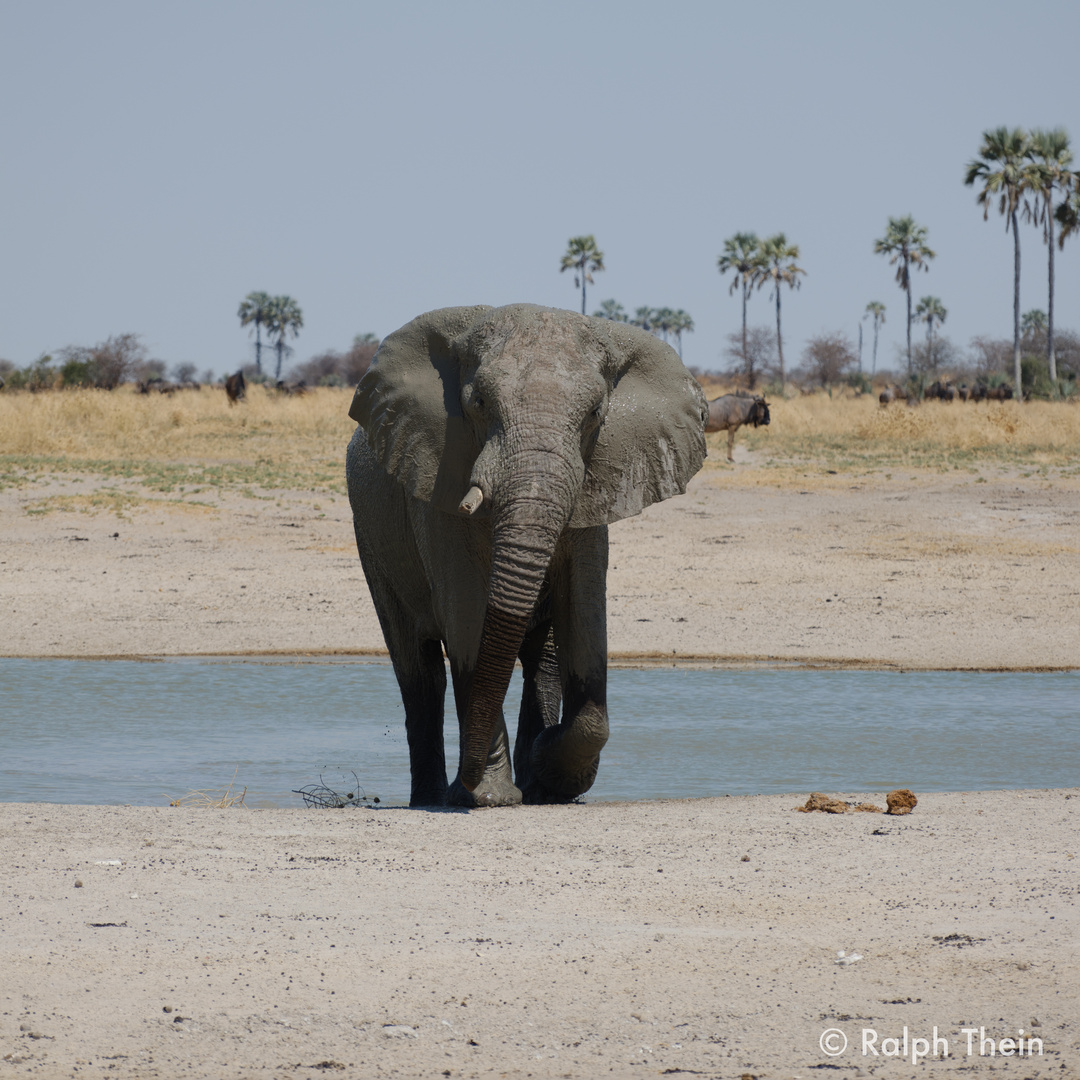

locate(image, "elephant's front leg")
(446, 661), (522, 808)
(526, 525), (610, 802)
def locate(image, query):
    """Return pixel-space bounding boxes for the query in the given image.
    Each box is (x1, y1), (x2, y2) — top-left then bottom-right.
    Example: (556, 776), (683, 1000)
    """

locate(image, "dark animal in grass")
(275, 379), (307, 396)
(926, 379), (957, 403)
(225, 370), (246, 405)
(986, 384), (1014, 401)
(704, 394), (770, 462)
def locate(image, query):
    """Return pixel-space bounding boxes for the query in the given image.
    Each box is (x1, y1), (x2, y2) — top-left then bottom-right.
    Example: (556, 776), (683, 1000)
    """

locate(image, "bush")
(132, 358), (167, 383)
(799, 331), (856, 388)
(845, 371), (873, 395)
(1021, 355), (1056, 399)
(724, 326), (776, 391)
(8, 355), (60, 391)
(53, 333), (147, 389)
(288, 333), (380, 388)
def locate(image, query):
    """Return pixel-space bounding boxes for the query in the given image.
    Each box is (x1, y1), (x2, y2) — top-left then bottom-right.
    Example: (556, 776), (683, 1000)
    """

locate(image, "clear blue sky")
(2, 0), (1077, 377)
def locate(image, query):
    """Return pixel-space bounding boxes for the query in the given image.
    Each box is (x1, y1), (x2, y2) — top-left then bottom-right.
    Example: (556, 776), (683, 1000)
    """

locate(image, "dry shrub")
(168, 768), (247, 808)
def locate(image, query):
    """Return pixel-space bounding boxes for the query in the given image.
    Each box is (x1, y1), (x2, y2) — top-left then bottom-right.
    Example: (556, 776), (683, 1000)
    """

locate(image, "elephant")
(345, 303), (707, 808)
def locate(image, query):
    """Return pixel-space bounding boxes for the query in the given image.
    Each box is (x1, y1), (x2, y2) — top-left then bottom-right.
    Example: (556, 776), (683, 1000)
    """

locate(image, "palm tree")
(717, 232), (764, 363)
(238, 291), (273, 375)
(964, 127), (1034, 396)
(915, 296), (947, 367)
(863, 301), (886, 376)
(1025, 129), (1074, 382)
(593, 299), (628, 322)
(756, 233), (804, 387)
(670, 309), (694, 360)
(1055, 183), (1080, 247)
(630, 306), (655, 333)
(874, 216), (935, 377)
(651, 307), (676, 343)
(560, 236), (604, 316)
(266, 295), (304, 381)
(1021, 308), (1048, 339)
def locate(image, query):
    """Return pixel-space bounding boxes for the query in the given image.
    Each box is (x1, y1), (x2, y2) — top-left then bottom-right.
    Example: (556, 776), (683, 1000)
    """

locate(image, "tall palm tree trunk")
(872, 322), (879, 377)
(254, 328), (262, 375)
(905, 262), (913, 377)
(738, 282), (747, 362)
(1012, 208), (1022, 396)
(775, 287), (785, 385)
(1047, 199), (1057, 382)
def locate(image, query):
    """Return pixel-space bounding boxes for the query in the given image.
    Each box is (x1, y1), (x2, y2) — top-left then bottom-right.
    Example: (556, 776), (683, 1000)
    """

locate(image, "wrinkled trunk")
(459, 460), (574, 791)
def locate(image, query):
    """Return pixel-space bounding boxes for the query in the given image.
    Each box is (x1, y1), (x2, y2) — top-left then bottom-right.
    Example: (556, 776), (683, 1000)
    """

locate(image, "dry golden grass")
(733, 391), (1080, 473)
(2, 383), (1078, 496)
(167, 767), (248, 808)
(0, 384), (356, 492)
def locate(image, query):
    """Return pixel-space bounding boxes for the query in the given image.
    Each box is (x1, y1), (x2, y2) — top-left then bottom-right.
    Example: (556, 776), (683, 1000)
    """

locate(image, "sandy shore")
(3, 456), (1079, 668)
(3, 452), (1079, 1077)
(2, 792), (1077, 1078)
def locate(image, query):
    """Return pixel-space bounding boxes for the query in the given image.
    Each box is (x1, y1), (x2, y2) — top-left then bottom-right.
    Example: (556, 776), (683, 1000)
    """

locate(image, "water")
(1, 658), (1077, 806)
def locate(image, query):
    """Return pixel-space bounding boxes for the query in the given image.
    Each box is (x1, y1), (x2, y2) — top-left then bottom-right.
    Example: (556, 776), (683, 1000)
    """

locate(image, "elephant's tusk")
(458, 486), (484, 515)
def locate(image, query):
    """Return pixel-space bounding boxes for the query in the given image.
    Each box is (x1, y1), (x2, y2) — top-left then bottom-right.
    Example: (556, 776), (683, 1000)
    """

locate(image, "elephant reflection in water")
(346, 304), (707, 807)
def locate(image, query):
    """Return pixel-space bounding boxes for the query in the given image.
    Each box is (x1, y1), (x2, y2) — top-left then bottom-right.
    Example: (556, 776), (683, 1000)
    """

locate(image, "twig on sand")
(293, 770), (379, 809)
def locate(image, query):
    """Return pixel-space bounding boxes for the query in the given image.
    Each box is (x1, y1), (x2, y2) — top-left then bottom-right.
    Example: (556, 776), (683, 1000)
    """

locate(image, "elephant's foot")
(525, 705), (608, 801)
(409, 787), (449, 808)
(447, 771), (522, 808)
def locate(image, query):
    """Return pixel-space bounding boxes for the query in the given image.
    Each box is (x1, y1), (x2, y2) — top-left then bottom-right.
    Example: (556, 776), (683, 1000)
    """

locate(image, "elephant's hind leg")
(395, 636), (450, 807)
(514, 620), (563, 803)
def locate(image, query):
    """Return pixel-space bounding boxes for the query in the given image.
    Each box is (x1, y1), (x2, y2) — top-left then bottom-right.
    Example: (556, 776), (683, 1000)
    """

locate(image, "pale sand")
(1, 794), (1077, 1078)
(2, 452), (1079, 1077)
(3, 457), (1080, 668)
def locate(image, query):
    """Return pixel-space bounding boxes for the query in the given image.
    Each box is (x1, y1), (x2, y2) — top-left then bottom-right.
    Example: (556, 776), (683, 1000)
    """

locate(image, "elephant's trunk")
(459, 451), (576, 791)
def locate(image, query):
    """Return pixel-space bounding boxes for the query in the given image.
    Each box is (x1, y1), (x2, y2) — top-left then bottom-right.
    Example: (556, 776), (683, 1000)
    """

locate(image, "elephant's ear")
(570, 321), (708, 528)
(349, 306), (492, 511)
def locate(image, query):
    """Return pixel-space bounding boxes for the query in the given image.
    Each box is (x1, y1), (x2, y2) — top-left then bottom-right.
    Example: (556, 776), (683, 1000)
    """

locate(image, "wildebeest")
(275, 379), (307, 396)
(705, 394), (770, 462)
(225, 370), (246, 404)
(926, 379), (958, 402)
(878, 384), (909, 406)
(136, 378), (177, 395)
(985, 384), (1014, 401)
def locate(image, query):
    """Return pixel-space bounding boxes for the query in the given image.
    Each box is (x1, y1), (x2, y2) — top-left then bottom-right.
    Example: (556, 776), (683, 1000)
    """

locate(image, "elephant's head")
(350, 304), (707, 790)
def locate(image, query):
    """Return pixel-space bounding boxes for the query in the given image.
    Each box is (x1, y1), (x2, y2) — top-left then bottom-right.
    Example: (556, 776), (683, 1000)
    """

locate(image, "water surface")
(1, 658), (1077, 806)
